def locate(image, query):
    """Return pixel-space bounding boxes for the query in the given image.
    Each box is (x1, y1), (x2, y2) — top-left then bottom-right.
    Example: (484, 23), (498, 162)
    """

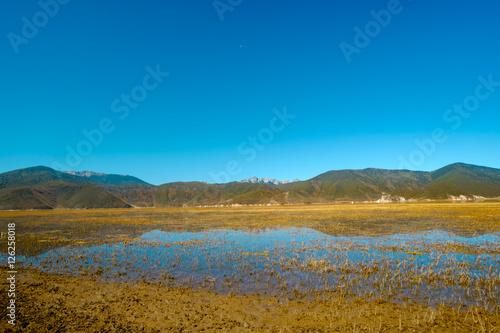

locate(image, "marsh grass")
(17, 227), (500, 314)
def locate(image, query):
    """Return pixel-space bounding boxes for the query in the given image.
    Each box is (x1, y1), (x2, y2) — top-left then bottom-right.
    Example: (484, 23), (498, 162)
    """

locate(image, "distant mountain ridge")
(240, 177), (300, 186)
(0, 163), (499, 210)
(64, 170), (150, 186)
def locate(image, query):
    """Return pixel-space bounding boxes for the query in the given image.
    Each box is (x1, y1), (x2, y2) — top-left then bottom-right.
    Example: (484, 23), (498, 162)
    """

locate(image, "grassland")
(1, 202), (499, 332)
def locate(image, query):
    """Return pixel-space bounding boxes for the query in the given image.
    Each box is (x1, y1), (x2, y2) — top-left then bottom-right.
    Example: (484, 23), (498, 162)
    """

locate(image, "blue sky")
(1, 0), (499, 185)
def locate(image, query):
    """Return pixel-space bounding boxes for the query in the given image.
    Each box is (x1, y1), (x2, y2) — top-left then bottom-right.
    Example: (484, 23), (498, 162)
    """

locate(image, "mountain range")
(0, 163), (499, 210)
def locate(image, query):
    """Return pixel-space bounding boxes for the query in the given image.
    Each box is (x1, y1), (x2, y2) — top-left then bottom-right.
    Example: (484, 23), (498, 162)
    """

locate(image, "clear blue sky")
(1, 0), (499, 185)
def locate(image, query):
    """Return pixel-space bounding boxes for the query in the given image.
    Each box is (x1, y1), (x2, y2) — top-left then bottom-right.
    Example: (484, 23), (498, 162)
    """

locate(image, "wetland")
(1, 202), (499, 332)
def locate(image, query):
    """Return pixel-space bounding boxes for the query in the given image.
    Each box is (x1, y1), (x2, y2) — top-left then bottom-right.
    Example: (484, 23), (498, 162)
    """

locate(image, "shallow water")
(21, 228), (500, 307)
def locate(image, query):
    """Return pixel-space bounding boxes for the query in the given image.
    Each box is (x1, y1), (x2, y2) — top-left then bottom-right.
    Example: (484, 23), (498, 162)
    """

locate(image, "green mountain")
(0, 166), (135, 210)
(62, 170), (156, 207)
(0, 166), (89, 189)
(277, 168), (431, 202)
(0, 163), (499, 210)
(155, 181), (284, 207)
(395, 163), (500, 199)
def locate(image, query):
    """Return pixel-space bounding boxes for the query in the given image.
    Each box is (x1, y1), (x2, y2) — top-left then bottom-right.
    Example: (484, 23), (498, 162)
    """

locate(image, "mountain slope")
(155, 182), (284, 206)
(278, 168), (431, 202)
(0, 187), (53, 210)
(404, 163), (500, 199)
(0, 181), (131, 210)
(104, 184), (157, 207)
(63, 170), (155, 206)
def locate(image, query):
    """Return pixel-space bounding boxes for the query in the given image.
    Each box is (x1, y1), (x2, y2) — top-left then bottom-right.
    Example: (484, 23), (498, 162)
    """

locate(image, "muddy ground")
(1, 269), (499, 332)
